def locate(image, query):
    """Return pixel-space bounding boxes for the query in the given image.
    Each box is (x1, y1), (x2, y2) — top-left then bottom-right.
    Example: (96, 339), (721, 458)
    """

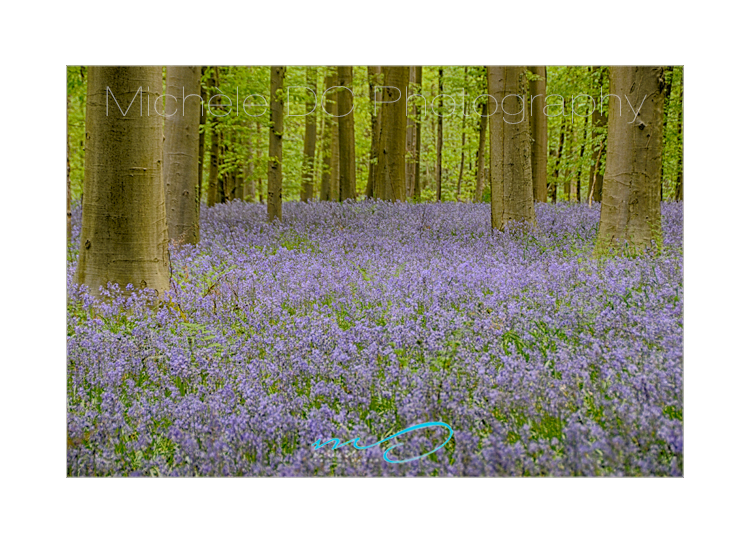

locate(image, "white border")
(3, 1), (749, 541)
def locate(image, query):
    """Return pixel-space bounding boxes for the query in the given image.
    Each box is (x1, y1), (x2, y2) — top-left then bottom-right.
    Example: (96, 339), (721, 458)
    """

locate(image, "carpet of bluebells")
(66, 201), (683, 476)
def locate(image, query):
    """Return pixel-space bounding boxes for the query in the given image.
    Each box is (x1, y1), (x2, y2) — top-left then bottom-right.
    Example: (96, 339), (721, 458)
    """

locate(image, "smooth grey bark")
(76, 66), (170, 296)
(473, 102), (488, 203)
(587, 67), (607, 204)
(529, 66), (547, 203)
(197, 67), (207, 204)
(596, 66), (666, 253)
(164, 66), (201, 245)
(207, 67), (220, 207)
(319, 72), (336, 201)
(487, 66), (536, 230)
(301, 67), (317, 201)
(413, 66), (423, 202)
(436, 67), (444, 201)
(337, 66), (356, 201)
(267, 66), (285, 221)
(365, 66), (382, 198)
(373, 66), (408, 201)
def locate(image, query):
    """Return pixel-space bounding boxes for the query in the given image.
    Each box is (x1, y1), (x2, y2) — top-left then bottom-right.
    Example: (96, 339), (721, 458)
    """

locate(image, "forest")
(66, 66), (683, 476)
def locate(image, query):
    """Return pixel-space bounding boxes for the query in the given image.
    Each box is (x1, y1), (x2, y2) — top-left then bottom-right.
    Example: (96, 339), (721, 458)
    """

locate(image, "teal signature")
(312, 421), (454, 463)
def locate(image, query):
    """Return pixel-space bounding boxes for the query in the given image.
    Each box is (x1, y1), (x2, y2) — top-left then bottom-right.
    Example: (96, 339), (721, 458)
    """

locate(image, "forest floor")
(66, 201), (683, 476)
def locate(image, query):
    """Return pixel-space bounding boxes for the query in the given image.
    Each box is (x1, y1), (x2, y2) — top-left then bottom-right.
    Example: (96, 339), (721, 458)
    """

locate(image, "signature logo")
(312, 421), (454, 464)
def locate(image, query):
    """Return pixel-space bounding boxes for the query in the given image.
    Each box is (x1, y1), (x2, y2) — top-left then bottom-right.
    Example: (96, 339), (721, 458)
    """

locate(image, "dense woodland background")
(66, 66), (683, 211)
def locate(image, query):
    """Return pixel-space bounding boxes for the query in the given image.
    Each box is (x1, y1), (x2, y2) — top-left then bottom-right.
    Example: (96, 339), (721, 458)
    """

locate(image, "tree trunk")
(365, 66), (382, 199)
(197, 67), (207, 205)
(374, 66), (408, 201)
(406, 67), (417, 198)
(576, 107), (589, 203)
(474, 102), (488, 203)
(267, 66), (285, 221)
(660, 66), (674, 201)
(164, 66), (201, 245)
(413, 66), (423, 202)
(337, 66), (356, 201)
(218, 132), (228, 203)
(552, 115), (566, 203)
(487, 66), (536, 229)
(436, 67), (444, 201)
(301, 67), (317, 201)
(245, 122), (256, 202)
(67, 92), (72, 244)
(563, 120), (573, 200)
(76, 66), (170, 296)
(232, 131), (243, 201)
(320, 72), (335, 201)
(456, 66), (468, 201)
(529, 66), (548, 203)
(596, 66), (665, 253)
(587, 67), (607, 204)
(207, 67), (220, 207)
(674, 69), (683, 201)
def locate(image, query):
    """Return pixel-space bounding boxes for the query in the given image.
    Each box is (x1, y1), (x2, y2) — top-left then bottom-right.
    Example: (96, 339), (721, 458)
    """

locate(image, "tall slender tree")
(301, 67), (317, 201)
(456, 66), (469, 201)
(575, 105), (589, 202)
(320, 72), (338, 201)
(406, 67), (417, 198)
(164, 66), (201, 245)
(67, 91), (72, 243)
(436, 67), (444, 201)
(674, 69), (684, 201)
(197, 66), (207, 204)
(660, 66), (674, 201)
(596, 66), (666, 253)
(76, 66), (170, 296)
(473, 101), (488, 203)
(551, 115), (566, 203)
(365, 66), (382, 199)
(267, 66), (285, 221)
(413, 66), (423, 201)
(374, 66), (408, 201)
(529, 66), (547, 203)
(245, 123), (256, 202)
(487, 66), (536, 229)
(587, 67), (607, 204)
(207, 67), (220, 207)
(337, 66), (356, 201)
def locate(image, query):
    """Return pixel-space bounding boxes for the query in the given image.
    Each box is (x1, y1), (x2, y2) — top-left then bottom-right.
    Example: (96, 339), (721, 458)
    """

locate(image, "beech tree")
(413, 66), (423, 202)
(529, 66), (547, 203)
(596, 66), (666, 253)
(365, 66), (382, 199)
(674, 73), (683, 201)
(197, 67), (208, 204)
(487, 66), (536, 230)
(207, 67), (220, 207)
(588, 67), (607, 204)
(67, 92), (72, 243)
(301, 67), (317, 201)
(473, 101), (488, 203)
(267, 66), (285, 221)
(456, 66), (469, 201)
(436, 67), (444, 201)
(337, 66), (356, 201)
(374, 66), (408, 201)
(76, 66), (170, 296)
(406, 67), (417, 198)
(365, 67), (381, 198)
(320, 70), (339, 201)
(164, 66), (201, 245)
